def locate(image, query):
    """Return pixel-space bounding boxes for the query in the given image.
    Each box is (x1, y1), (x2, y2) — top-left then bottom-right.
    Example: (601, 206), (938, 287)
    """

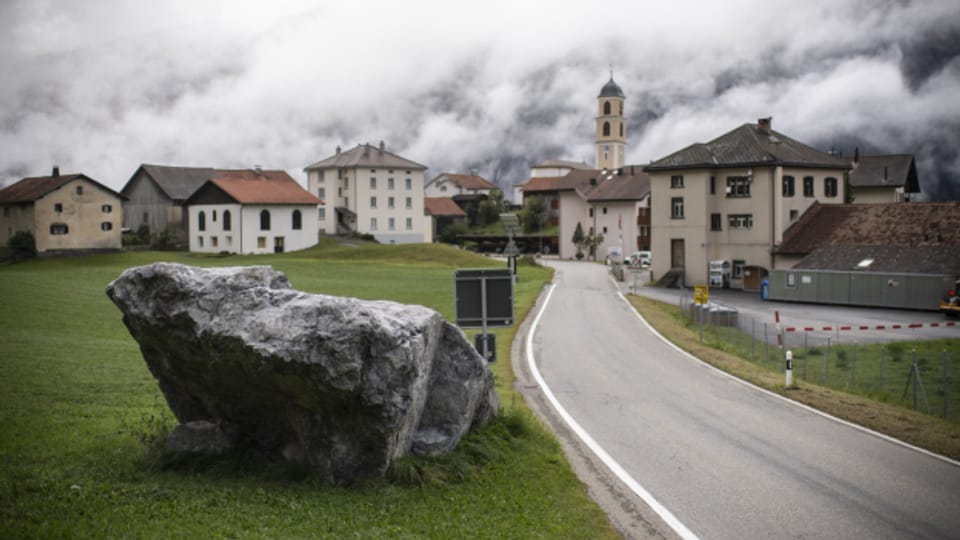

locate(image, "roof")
(191, 169), (321, 205)
(776, 201), (960, 257)
(849, 154), (920, 192)
(522, 166), (650, 202)
(428, 173), (497, 191)
(125, 164), (215, 201)
(0, 173), (122, 203)
(645, 120), (851, 172)
(599, 77), (625, 98)
(791, 245), (960, 274)
(304, 143), (427, 171)
(531, 159), (592, 170)
(424, 197), (467, 217)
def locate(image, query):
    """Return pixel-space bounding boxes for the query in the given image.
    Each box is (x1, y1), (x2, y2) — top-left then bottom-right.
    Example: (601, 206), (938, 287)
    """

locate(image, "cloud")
(1, 0), (958, 200)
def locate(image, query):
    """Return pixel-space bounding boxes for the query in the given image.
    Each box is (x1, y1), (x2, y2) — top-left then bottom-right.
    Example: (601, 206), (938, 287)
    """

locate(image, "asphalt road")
(530, 261), (960, 539)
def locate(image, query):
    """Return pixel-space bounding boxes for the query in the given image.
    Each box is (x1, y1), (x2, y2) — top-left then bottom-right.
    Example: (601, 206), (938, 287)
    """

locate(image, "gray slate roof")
(125, 164), (216, 202)
(599, 77), (625, 98)
(304, 143), (426, 171)
(645, 121), (851, 171)
(794, 245), (960, 275)
(849, 154), (920, 192)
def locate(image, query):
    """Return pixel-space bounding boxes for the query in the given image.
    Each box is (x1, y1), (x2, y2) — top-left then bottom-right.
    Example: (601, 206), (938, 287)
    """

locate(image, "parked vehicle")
(940, 279), (960, 317)
(629, 251), (651, 267)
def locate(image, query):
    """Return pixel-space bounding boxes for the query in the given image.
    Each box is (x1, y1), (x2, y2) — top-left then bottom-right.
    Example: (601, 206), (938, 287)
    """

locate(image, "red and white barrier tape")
(783, 321), (957, 332)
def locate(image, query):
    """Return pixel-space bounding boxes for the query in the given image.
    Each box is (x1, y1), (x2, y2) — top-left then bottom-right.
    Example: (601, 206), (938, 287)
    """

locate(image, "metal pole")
(480, 276), (489, 362)
(803, 332), (808, 380)
(764, 322), (769, 363)
(752, 318), (756, 359)
(879, 345), (885, 392)
(850, 343), (857, 387)
(825, 337), (831, 382)
(943, 350), (949, 419)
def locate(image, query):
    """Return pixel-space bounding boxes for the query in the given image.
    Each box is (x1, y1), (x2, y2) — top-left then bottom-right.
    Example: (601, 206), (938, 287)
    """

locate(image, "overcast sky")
(1, 0), (958, 200)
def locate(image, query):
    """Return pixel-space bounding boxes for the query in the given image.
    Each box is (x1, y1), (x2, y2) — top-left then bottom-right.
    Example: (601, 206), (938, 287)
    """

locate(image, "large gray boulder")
(106, 263), (499, 482)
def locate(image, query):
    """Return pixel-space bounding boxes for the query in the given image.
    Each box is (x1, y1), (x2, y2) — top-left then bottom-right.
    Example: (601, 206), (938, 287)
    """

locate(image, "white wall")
(188, 203), (318, 254)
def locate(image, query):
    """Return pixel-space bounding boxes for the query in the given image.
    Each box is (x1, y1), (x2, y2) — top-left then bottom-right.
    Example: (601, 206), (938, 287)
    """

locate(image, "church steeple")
(596, 70), (626, 170)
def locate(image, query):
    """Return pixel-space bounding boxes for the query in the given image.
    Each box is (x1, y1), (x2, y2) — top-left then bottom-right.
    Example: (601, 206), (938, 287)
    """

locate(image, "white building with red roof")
(184, 167), (322, 255)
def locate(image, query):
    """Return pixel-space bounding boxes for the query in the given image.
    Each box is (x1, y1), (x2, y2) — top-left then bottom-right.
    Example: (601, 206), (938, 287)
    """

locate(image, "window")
(405, 197), (412, 209)
(589, 208), (594, 218)
(345, 197), (349, 207)
(786, 272), (797, 288)
(388, 197), (395, 209)
(602, 226), (608, 234)
(318, 187), (325, 199)
(198, 211), (206, 231)
(789, 209), (798, 222)
(370, 177), (377, 189)
(198, 236), (204, 247)
(671, 175), (684, 188)
(386, 178), (394, 190)
(388, 218), (395, 230)
(292, 210), (302, 230)
(55, 203), (63, 213)
(260, 210), (271, 230)
(318, 207), (325, 220)
(101, 204), (112, 213)
(223, 210), (232, 231)
(212, 210), (217, 222)
(733, 260), (745, 279)
(710, 176), (716, 195)
(338, 187), (342, 197)
(405, 217), (412, 230)
(142, 212), (148, 223)
(726, 176), (751, 197)
(211, 236), (218, 248)
(603, 101), (611, 115)
(602, 207), (608, 215)
(405, 178), (412, 190)
(825, 177), (838, 198)
(370, 196), (377, 208)
(50, 223), (68, 235)
(75, 186), (83, 195)
(803, 176), (814, 197)
(671, 197), (684, 219)
(620, 123), (624, 137)
(257, 237), (266, 248)
(602, 122), (610, 136)
(710, 213), (722, 231)
(728, 214), (753, 229)
(782, 176), (795, 197)
(101, 222), (112, 231)
(370, 218), (377, 230)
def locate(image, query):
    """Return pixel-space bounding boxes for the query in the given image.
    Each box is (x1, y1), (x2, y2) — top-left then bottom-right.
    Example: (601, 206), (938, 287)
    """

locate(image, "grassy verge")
(0, 242), (617, 539)
(627, 295), (960, 462)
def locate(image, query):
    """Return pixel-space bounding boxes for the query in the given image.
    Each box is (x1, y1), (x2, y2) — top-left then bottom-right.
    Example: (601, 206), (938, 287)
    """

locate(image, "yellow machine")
(941, 279), (960, 317)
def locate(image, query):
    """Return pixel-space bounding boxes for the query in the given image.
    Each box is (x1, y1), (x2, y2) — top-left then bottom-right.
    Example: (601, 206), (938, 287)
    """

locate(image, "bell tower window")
(603, 101), (611, 115)
(603, 122), (610, 137)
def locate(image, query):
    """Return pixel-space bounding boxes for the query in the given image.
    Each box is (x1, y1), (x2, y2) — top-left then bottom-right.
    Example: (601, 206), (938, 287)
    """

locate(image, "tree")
(477, 189), (505, 226)
(439, 221), (469, 244)
(584, 232), (604, 261)
(8, 230), (36, 261)
(572, 222), (585, 259)
(519, 196), (548, 234)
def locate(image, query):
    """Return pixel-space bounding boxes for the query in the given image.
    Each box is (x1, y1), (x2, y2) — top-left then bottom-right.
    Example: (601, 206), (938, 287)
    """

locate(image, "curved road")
(529, 261), (960, 539)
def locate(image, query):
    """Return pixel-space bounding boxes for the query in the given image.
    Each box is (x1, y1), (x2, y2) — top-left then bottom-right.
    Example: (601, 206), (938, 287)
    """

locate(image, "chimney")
(254, 165), (262, 175)
(853, 146), (859, 164)
(758, 117), (772, 133)
(52, 165), (60, 177)
(336, 145), (341, 155)
(630, 165), (635, 175)
(379, 140), (385, 154)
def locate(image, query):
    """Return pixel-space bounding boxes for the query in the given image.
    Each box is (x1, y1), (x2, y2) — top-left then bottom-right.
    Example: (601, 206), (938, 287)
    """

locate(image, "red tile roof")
(436, 173), (497, 191)
(209, 169), (322, 205)
(0, 173), (122, 203)
(424, 197), (466, 217)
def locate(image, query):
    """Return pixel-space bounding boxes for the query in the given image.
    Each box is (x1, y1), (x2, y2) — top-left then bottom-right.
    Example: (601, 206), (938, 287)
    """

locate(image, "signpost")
(455, 268), (514, 362)
(694, 284), (709, 305)
(500, 213), (520, 275)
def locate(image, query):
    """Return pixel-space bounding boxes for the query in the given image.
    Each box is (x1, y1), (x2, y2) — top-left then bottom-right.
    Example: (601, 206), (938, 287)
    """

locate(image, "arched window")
(198, 211), (206, 231)
(602, 121), (610, 136)
(619, 123), (624, 137)
(292, 209), (302, 230)
(603, 101), (611, 115)
(260, 210), (271, 230)
(222, 210), (232, 231)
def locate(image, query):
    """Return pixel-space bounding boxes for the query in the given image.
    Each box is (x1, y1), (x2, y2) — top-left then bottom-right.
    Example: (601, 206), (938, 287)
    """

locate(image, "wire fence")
(677, 292), (960, 423)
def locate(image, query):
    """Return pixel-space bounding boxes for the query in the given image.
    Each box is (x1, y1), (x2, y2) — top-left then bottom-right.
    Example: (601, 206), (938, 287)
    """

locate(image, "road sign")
(694, 284), (709, 305)
(454, 268), (514, 328)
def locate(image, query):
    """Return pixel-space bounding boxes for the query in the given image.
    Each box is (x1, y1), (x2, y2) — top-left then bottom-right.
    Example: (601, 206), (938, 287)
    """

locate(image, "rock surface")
(107, 263), (498, 482)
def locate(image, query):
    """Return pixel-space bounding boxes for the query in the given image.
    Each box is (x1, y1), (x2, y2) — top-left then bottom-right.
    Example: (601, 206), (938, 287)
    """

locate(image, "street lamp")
(500, 213), (520, 274)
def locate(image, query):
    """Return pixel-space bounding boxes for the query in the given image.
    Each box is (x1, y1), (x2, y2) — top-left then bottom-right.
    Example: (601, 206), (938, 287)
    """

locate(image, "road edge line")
(617, 289), (960, 468)
(527, 282), (701, 540)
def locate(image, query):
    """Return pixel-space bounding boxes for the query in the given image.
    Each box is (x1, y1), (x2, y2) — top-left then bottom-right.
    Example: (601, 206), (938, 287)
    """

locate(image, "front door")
(671, 239), (685, 269)
(274, 236), (285, 254)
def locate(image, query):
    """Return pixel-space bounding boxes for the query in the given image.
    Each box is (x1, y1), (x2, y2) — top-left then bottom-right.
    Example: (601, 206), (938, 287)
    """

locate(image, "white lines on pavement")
(615, 290), (960, 469)
(526, 282), (701, 540)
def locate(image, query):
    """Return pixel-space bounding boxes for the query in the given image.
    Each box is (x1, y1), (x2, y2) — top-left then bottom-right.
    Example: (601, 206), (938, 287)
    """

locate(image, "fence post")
(944, 350), (949, 420)
(752, 318), (756, 360)
(850, 344), (857, 387)
(803, 332), (808, 380)
(764, 322), (770, 364)
(825, 337), (831, 382)
(879, 345), (885, 392)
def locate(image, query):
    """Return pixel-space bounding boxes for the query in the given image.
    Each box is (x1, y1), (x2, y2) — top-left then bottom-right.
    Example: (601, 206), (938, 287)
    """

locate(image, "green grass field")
(0, 241), (618, 539)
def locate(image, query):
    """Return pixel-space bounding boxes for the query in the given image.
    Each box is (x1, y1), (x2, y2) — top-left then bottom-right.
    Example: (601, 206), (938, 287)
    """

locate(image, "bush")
(439, 221), (470, 244)
(8, 230), (36, 261)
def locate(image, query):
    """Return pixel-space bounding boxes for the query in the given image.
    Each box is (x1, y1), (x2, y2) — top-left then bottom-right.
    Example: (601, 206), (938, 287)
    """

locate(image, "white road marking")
(526, 282), (701, 540)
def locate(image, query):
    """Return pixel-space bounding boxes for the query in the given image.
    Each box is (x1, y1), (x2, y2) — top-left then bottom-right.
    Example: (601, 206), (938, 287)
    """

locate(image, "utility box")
(709, 260), (731, 288)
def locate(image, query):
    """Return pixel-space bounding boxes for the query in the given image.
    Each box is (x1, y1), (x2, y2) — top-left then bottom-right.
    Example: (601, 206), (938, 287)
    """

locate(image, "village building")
(0, 167), (123, 254)
(848, 153), (921, 203)
(425, 172), (499, 226)
(644, 117), (851, 290)
(304, 142), (431, 243)
(184, 168), (321, 255)
(518, 74), (650, 259)
(424, 197), (468, 241)
(120, 164), (215, 242)
(515, 160), (591, 204)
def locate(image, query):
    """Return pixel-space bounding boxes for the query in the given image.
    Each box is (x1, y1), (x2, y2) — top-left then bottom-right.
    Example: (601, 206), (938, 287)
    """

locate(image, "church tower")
(595, 72), (626, 170)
